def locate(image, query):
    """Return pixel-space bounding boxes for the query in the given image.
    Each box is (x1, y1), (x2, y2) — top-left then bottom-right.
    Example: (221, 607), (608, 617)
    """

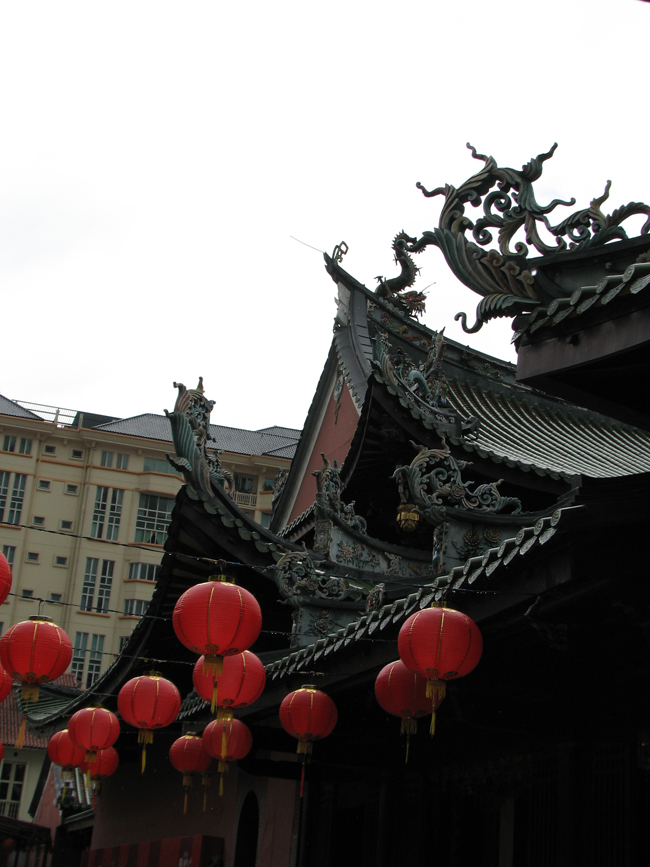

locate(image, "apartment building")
(0, 395), (299, 689)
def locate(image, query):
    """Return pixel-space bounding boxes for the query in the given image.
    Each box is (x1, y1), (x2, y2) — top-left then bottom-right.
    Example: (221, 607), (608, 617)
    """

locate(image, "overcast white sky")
(1, 0), (648, 431)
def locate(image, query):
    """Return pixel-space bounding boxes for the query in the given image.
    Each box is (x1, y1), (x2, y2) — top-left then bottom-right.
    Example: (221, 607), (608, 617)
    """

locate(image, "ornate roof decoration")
(372, 232), (427, 319)
(372, 332), (480, 439)
(403, 143), (650, 333)
(394, 440), (522, 527)
(165, 378), (234, 497)
(312, 453), (367, 536)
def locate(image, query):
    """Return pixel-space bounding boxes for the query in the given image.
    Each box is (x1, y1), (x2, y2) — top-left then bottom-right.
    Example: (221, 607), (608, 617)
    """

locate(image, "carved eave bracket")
(406, 143), (650, 333)
(394, 439), (522, 529)
(371, 332), (481, 440)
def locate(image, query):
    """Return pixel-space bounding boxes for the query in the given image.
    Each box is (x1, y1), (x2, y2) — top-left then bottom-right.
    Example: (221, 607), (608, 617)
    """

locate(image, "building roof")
(94, 414), (300, 458)
(0, 689), (49, 749)
(0, 395), (43, 420)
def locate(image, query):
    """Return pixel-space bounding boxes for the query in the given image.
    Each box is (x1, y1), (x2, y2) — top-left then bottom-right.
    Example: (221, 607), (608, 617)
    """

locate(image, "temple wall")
(90, 739), (297, 867)
(288, 381), (359, 523)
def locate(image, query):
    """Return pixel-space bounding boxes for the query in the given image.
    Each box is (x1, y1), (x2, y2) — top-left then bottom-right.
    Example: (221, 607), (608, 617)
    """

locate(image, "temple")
(27, 146), (650, 867)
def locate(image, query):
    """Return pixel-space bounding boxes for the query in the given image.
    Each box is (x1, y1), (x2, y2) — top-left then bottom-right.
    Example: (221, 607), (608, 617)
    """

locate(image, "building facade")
(0, 395), (299, 689)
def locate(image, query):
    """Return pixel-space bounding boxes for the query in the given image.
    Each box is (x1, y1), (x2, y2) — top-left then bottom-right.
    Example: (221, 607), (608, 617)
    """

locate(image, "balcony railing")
(0, 801), (20, 819)
(234, 492), (257, 508)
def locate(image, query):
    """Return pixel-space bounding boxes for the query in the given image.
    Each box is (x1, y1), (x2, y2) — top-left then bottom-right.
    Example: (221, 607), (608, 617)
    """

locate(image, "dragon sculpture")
(375, 231), (427, 318)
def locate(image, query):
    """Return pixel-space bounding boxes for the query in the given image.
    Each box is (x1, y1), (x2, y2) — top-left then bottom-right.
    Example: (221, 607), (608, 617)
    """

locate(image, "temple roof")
(0, 394), (43, 420)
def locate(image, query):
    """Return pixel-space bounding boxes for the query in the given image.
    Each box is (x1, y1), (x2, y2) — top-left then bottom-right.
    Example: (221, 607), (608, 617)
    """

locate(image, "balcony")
(234, 491), (257, 508)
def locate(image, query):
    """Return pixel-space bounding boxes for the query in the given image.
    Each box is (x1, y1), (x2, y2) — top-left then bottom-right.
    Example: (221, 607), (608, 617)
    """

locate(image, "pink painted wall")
(289, 382), (359, 522)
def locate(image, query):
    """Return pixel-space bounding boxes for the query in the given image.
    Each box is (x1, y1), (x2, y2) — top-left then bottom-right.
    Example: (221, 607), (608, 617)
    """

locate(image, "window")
(86, 634), (104, 686)
(60, 520), (73, 531)
(260, 512), (272, 529)
(262, 477), (275, 492)
(128, 562), (160, 582)
(32, 516), (45, 527)
(21, 589), (33, 598)
(65, 484), (79, 495)
(71, 449), (83, 460)
(54, 556), (68, 567)
(38, 480), (51, 491)
(0, 436), (28, 454)
(234, 474), (255, 494)
(1, 546), (15, 568)
(25, 552), (38, 563)
(135, 493), (174, 545)
(115, 453), (129, 470)
(71, 632), (87, 684)
(71, 632), (104, 689)
(80, 558), (114, 612)
(100, 451), (113, 468)
(119, 634), (131, 652)
(123, 598), (148, 617)
(142, 457), (178, 475)
(0, 762), (26, 819)
(43, 444), (56, 456)
(90, 487), (123, 540)
(49, 593), (62, 603)
(0, 473), (26, 525)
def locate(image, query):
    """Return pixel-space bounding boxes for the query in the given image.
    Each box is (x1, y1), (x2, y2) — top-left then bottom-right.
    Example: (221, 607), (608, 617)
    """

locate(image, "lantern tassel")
(425, 679), (446, 704)
(300, 761), (305, 799)
(405, 733), (410, 764)
(203, 789), (207, 812)
(430, 709), (436, 737)
(14, 714), (27, 750)
(203, 654), (223, 679)
(211, 680), (218, 714)
(219, 773), (224, 797)
(297, 740), (313, 756)
(141, 743), (146, 774)
(183, 790), (188, 815)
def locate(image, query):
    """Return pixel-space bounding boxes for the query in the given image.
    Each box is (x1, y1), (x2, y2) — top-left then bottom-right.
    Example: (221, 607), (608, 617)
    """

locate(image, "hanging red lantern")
(117, 672), (181, 773)
(279, 685), (337, 755)
(192, 650), (266, 717)
(398, 603), (482, 733)
(0, 665), (12, 705)
(0, 616), (72, 701)
(68, 706), (120, 763)
(202, 718), (252, 796)
(169, 735), (212, 814)
(0, 615), (73, 747)
(81, 746), (119, 807)
(173, 570), (262, 678)
(48, 729), (86, 780)
(0, 552), (12, 605)
(279, 685), (337, 798)
(375, 660), (442, 761)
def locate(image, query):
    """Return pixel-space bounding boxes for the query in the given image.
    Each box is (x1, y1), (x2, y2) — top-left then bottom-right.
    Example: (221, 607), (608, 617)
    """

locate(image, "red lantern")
(81, 746), (119, 806)
(68, 706), (120, 763)
(0, 615), (73, 747)
(48, 730), (86, 780)
(169, 735), (212, 814)
(279, 686), (337, 755)
(0, 616), (72, 701)
(202, 718), (252, 796)
(0, 665), (12, 705)
(173, 572), (262, 677)
(193, 651), (266, 717)
(118, 672), (181, 773)
(398, 604), (482, 733)
(375, 660), (442, 760)
(0, 552), (12, 605)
